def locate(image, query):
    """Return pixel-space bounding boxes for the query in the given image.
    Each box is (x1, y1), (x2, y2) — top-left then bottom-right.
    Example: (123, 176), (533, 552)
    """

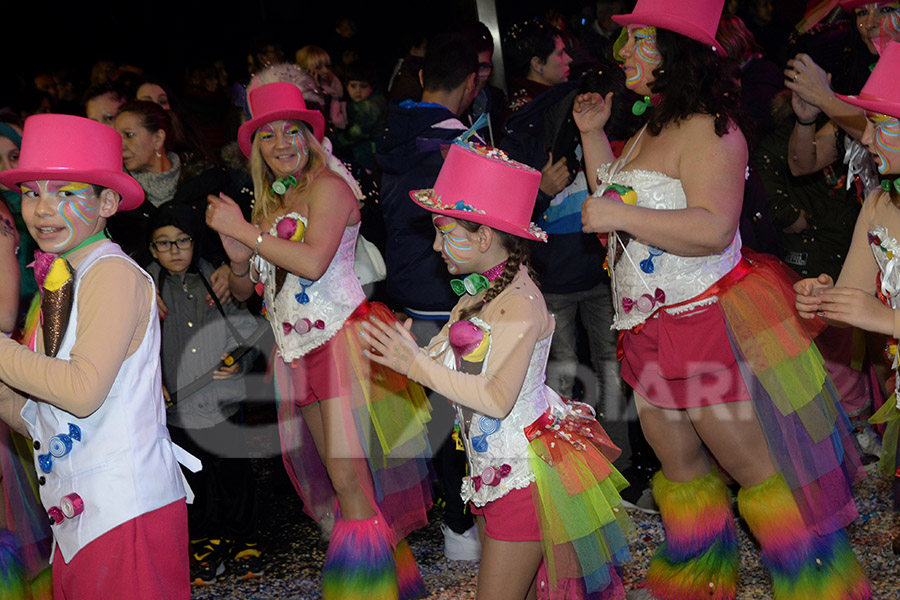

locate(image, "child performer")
(795, 40), (900, 561)
(205, 65), (432, 600)
(361, 140), (633, 600)
(0, 114), (196, 598)
(147, 202), (263, 586)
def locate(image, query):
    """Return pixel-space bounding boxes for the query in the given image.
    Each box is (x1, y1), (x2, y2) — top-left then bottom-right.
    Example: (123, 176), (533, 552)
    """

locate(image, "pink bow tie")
(282, 318), (325, 335)
(622, 288), (665, 314)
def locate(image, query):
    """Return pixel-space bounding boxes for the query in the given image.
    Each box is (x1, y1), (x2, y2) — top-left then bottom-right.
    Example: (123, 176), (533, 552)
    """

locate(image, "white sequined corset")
(869, 225), (900, 402)
(449, 332), (566, 507)
(254, 213), (365, 360)
(596, 164), (742, 330)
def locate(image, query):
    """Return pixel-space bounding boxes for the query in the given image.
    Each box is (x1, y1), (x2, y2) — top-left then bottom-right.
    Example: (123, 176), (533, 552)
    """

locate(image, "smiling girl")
(205, 65), (431, 600)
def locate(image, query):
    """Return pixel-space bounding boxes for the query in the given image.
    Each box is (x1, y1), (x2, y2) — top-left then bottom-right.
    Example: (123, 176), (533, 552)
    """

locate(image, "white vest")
(20, 243), (186, 563)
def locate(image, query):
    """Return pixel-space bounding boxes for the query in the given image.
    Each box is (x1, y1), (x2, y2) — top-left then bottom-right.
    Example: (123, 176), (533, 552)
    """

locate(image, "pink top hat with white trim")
(409, 142), (547, 242)
(237, 82), (326, 157)
(836, 41), (900, 118)
(0, 114), (144, 211)
(613, 0), (726, 54)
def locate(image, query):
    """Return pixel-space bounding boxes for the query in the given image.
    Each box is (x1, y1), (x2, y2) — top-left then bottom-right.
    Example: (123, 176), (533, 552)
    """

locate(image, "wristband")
(795, 116), (817, 126)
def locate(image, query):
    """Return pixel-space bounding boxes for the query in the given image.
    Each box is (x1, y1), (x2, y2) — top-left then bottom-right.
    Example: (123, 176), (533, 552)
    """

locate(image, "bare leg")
(300, 398), (376, 521)
(687, 400), (777, 488)
(633, 393), (709, 481)
(476, 536), (544, 600)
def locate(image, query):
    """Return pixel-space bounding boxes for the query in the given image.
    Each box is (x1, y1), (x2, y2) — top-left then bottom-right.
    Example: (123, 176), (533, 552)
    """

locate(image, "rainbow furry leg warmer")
(645, 471), (738, 600)
(0, 529), (28, 600)
(321, 515), (399, 600)
(394, 538), (425, 600)
(738, 473), (871, 600)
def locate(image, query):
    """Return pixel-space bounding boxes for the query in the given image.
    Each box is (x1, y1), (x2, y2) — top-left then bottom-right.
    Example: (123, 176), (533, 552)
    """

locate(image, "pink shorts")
(52, 499), (189, 600)
(276, 332), (354, 408)
(619, 303), (751, 409)
(469, 484), (541, 542)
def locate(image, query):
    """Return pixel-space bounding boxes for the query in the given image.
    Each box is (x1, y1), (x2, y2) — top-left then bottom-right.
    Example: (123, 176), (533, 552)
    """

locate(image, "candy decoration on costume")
(470, 416), (501, 453)
(37, 424), (82, 473)
(640, 247), (665, 274)
(472, 464), (511, 491)
(276, 215), (306, 242)
(271, 174), (297, 196)
(321, 516), (399, 600)
(644, 470), (738, 600)
(882, 177), (900, 194)
(282, 318), (325, 335)
(46, 507), (64, 526)
(738, 473), (871, 600)
(274, 216), (307, 295)
(622, 288), (666, 314)
(40, 257), (74, 358)
(450, 273), (489, 296)
(598, 184), (636, 253)
(59, 493), (84, 519)
(449, 318), (492, 374)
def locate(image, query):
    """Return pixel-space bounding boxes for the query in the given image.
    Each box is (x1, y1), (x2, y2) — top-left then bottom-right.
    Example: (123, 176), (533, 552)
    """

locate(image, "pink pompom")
(276, 218), (297, 240)
(449, 320), (485, 359)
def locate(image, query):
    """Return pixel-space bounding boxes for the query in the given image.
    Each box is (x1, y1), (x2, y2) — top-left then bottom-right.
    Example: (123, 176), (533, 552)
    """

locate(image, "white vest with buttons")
(20, 242), (186, 563)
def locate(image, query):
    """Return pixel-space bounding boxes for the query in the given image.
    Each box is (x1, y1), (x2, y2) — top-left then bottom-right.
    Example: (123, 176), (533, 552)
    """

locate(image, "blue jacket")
(376, 101), (468, 313)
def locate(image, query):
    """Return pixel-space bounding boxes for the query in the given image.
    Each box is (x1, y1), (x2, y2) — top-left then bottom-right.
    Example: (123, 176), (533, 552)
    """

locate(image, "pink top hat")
(836, 41), (900, 118)
(613, 0), (726, 54)
(409, 142), (547, 242)
(839, 0), (892, 10)
(0, 114), (144, 211)
(237, 82), (326, 157)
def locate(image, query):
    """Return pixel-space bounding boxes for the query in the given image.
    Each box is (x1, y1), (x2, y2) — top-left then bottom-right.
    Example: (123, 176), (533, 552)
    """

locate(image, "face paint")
(20, 181), (102, 253)
(623, 26), (660, 92)
(259, 120), (309, 179)
(879, 2), (900, 43)
(870, 114), (900, 174)
(433, 216), (473, 274)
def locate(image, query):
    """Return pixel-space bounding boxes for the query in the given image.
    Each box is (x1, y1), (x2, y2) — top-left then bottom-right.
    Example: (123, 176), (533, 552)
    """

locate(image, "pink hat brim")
(612, 11), (724, 54)
(835, 92), (900, 119)
(409, 189), (547, 242)
(0, 167), (145, 212)
(237, 109), (325, 157)
(838, 0), (887, 10)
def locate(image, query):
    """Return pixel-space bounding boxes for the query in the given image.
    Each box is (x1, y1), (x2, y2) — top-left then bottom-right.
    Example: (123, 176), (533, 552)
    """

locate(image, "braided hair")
(455, 220), (533, 322)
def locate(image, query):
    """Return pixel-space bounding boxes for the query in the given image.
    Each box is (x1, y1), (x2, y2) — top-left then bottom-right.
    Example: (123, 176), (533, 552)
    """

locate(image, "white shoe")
(442, 524), (481, 561)
(620, 487), (659, 515)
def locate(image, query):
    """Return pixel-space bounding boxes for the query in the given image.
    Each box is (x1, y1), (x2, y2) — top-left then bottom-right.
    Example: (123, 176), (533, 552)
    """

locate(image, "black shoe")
(191, 538), (227, 586)
(230, 541), (264, 581)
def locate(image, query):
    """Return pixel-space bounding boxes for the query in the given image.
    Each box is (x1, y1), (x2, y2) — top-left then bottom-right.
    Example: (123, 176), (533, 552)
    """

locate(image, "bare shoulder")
(308, 170), (357, 204)
(678, 116), (747, 163)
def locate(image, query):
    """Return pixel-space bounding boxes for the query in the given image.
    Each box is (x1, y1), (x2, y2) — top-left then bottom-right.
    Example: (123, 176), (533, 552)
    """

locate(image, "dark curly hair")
(454, 220), (533, 322)
(644, 29), (748, 140)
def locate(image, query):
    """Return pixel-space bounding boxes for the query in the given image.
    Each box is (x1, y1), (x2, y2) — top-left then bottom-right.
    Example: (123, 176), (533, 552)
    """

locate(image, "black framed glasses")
(151, 236), (193, 251)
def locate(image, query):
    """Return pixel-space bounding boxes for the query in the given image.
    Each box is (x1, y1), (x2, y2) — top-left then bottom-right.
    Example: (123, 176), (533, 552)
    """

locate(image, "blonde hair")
(249, 122), (329, 225)
(295, 46), (331, 73)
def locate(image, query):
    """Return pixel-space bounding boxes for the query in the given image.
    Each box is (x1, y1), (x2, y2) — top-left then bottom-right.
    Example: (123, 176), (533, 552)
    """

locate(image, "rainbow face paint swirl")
(626, 26), (660, 89)
(872, 114), (900, 174)
(880, 4), (900, 44)
(433, 216), (473, 274)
